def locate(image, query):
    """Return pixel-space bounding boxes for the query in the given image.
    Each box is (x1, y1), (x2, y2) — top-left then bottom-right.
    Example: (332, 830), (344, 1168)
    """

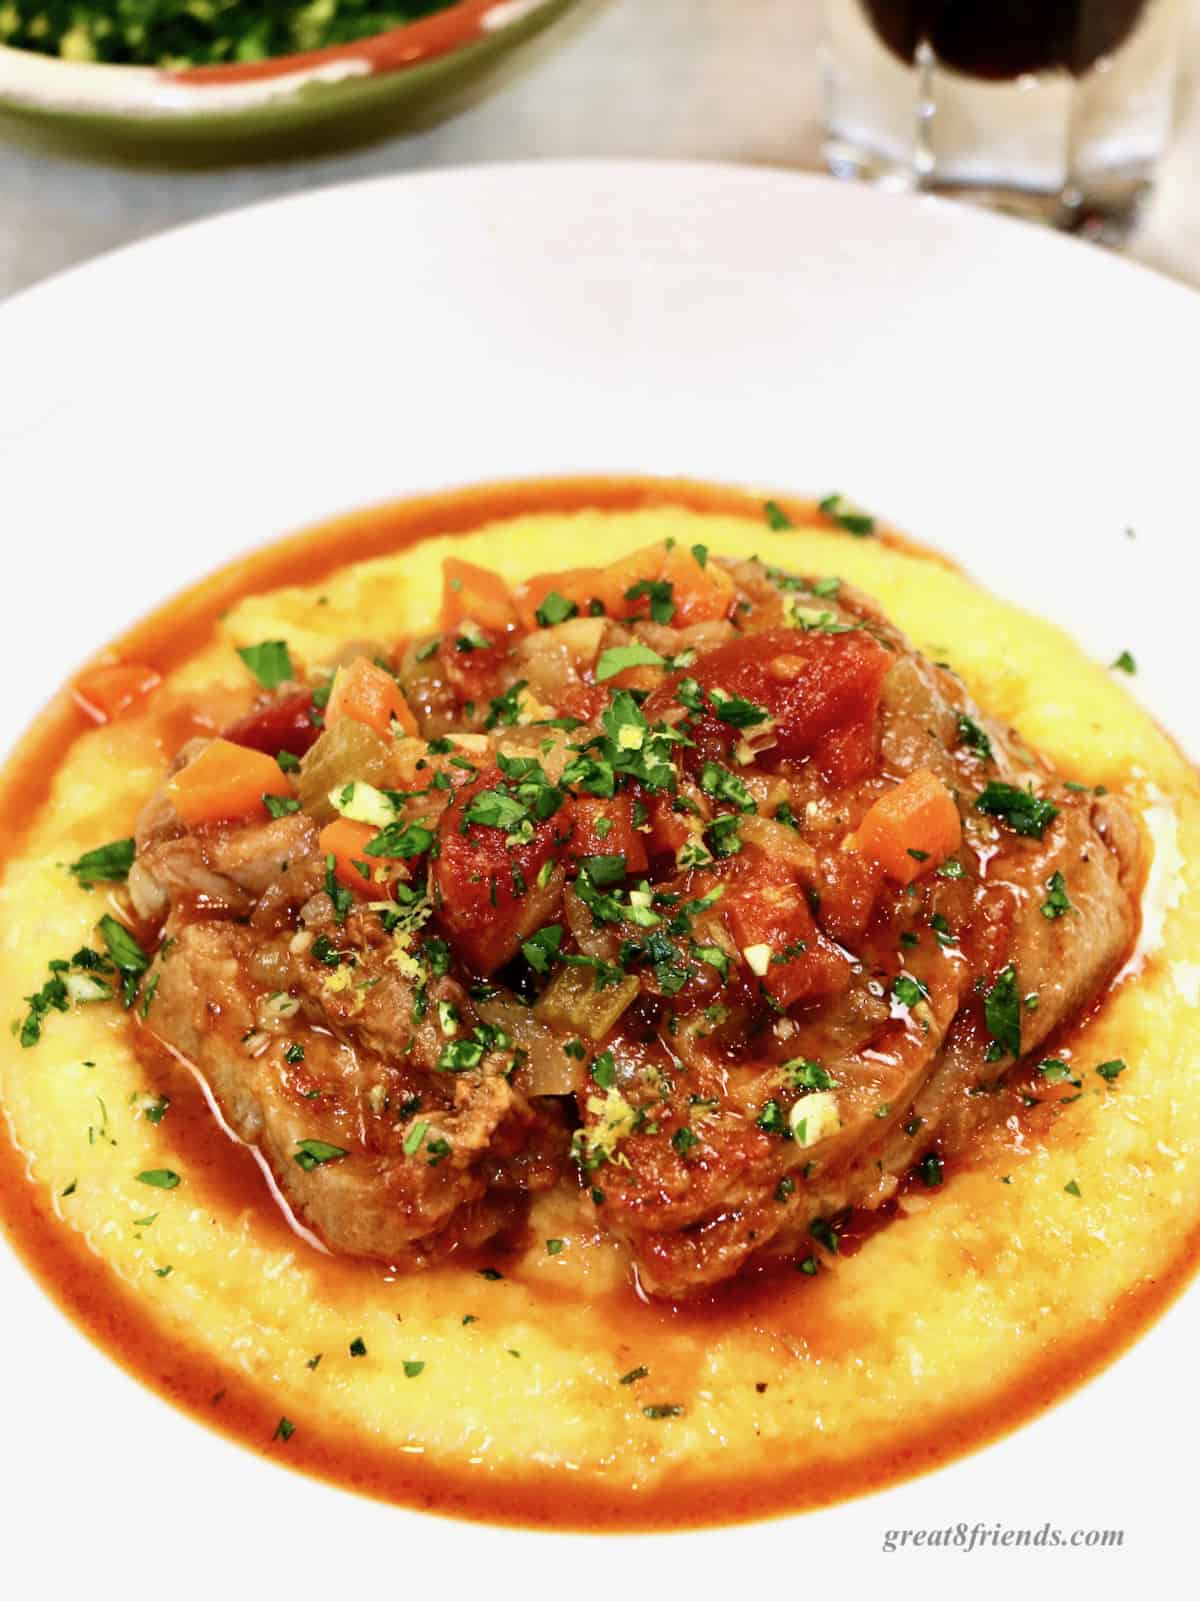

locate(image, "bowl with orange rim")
(0, 0), (574, 159)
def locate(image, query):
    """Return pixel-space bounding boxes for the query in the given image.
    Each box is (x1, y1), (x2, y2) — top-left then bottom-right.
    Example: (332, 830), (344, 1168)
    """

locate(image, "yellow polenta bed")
(0, 478), (1196, 1529)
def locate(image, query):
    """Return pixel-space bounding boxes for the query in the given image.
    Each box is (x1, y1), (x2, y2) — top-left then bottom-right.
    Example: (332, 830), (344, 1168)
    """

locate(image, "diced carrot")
(441, 558), (518, 638)
(167, 738), (294, 828)
(325, 657), (417, 738)
(600, 542), (736, 627)
(318, 818), (384, 897)
(846, 769), (962, 885)
(73, 661), (161, 725)
(515, 568), (607, 632)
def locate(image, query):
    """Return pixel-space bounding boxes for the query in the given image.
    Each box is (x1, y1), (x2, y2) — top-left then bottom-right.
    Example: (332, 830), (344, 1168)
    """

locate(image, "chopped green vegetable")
(68, 838), (135, 887)
(976, 781), (1059, 839)
(136, 1169), (179, 1190)
(535, 591), (579, 627)
(595, 644), (666, 682)
(293, 1139), (348, 1171)
(624, 578), (676, 625)
(983, 964), (1021, 1060)
(818, 493), (875, 537)
(956, 714), (992, 761)
(237, 640), (293, 689)
(1040, 871), (1073, 920)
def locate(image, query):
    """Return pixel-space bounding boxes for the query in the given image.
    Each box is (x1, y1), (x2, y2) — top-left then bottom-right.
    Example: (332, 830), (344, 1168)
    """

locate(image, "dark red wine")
(861, 0), (1148, 78)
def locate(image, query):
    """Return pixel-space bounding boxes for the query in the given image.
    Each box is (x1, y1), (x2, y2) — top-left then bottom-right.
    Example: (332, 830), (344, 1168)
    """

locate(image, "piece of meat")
(128, 550), (1141, 1298)
(146, 913), (567, 1262)
(577, 578), (1141, 1297)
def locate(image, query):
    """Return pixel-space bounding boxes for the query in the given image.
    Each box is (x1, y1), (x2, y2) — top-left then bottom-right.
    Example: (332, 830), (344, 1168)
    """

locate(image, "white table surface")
(2, 0), (1200, 303)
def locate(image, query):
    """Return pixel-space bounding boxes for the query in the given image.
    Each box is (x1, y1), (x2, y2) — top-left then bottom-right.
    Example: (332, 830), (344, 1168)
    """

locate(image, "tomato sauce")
(0, 476), (1193, 1531)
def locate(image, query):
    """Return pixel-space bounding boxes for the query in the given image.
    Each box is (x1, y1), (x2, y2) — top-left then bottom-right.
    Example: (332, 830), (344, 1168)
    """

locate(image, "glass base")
(822, 134), (1152, 246)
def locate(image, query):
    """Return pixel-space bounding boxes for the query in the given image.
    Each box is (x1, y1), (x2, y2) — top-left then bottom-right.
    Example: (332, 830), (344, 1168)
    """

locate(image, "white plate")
(0, 162), (1193, 1597)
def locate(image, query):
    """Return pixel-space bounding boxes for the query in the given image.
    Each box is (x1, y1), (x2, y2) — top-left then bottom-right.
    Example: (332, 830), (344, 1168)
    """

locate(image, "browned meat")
(148, 910), (567, 1262)
(126, 549), (1141, 1296)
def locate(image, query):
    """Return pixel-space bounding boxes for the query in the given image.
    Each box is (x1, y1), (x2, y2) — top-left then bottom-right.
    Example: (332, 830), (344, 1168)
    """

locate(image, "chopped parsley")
(983, 964), (1020, 1061)
(595, 644), (666, 682)
(293, 1139), (348, 1171)
(1111, 650), (1137, 675)
(818, 493), (875, 537)
(535, 591), (578, 627)
(403, 1360), (426, 1378)
(708, 687), (769, 729)
(918, 1152), (944, 1187)
(1096, 1059), (1127, 1081)
(892, 973), (928, 1010)
(136, 1169), (180, 1189)
(324, 854), (355, 924)
(956, 713), (992, 761)
(976, 781), (1059, 839)
(1040, 871), (1073, 919)
(68, 838), (135, 887)
(521, 923), (564, 974)
(763, 499), (793, 530)
(363, 819), (435, 858)
(699, 761), (756, 814)
(624, 578), (676, 625)
(236, 640), (293, 689)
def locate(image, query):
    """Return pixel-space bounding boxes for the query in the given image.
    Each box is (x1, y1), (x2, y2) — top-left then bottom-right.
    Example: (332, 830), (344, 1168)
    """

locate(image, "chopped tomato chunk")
(431, 770), (564, 974)
(73, 661), (161, 725)
(167, 739), (293, 828)
(326, 657), (417, 738)
(652, 626), (892, 785)
(847, 769), (962, 885)
(724, 860), (851, 1008)
(565, 794), (649, 872)
(641, 791), (691, 856)
(224, 687), (320, 759)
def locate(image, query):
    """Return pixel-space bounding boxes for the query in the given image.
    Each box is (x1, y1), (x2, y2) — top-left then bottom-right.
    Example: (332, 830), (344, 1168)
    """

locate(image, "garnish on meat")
(110, 540), (1139, 1293)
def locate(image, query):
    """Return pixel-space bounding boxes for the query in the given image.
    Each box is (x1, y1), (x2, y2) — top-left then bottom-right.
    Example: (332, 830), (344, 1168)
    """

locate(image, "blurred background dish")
(0, 0), (574, 158)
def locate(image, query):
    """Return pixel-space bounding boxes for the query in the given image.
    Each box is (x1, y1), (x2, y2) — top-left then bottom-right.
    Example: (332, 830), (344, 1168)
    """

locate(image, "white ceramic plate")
(1, 162), (1194, 1598)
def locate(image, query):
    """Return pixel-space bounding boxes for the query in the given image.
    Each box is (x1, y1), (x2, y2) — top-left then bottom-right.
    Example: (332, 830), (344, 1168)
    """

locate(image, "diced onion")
(534, 964), (640, 1041)
(476, 998), (583, 1097)
(329, 781), (396, 828)
(298, 720), (392, 822)
(740, 815), (817, 872)
(789, 1092), (840, 1147)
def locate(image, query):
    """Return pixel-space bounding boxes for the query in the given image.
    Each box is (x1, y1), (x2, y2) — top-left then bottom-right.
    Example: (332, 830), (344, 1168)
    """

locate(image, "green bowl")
(0, 0), (575, 162)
